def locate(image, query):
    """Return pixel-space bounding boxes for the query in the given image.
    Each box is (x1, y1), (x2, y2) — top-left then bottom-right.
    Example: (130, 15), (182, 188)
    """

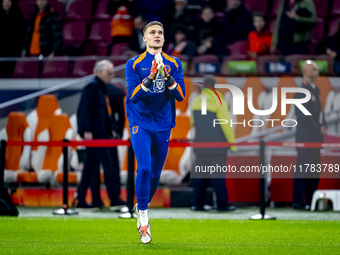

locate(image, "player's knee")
(138, 167), (151, 179)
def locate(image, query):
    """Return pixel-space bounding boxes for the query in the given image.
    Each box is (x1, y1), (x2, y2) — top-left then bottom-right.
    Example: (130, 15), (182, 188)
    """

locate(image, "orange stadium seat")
(264, 76), (297, 129)
(27, 95), (61, 152)
(162, 114), (191, 184)
(176, 77), (191, 113)
(2, 112), (31, 183)
(315, 77), (335, 112)
(235, 77), (266, 138)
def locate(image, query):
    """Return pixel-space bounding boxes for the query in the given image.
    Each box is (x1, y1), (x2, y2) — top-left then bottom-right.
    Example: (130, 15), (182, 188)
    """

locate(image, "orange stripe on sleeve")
(176, 84), (185, 99)
(130, 84), (141, 99)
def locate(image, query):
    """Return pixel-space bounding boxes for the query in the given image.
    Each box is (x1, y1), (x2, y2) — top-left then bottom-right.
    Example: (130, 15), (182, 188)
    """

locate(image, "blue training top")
(125, 51), (185, 131)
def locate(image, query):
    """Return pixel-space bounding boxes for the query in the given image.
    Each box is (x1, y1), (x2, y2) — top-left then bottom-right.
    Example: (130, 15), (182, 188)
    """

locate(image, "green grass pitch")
(0, 217), (339, 254)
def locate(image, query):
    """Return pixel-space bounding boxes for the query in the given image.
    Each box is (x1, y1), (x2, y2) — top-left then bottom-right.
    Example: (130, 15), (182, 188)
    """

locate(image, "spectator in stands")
(125, 15), (148, 57)
(0, 0), (26, 77)
(190, 76), (236, 211)
(166, 24), (197, 58)
(75, 60), (126, 210)
(194, 5), (221, 44)
(197, 29), (229, 56)
(293, 60), (327, 210)
(107, 0), (136, 17)
(22, 0), (62, 58)
(271, 0), (317, 55)
(221, 0), (254, 45)
(135, 0), (174, 38)
(109, 5), (134, 44)
(247, 12), (272, 59)
(170, 0), (195, 40)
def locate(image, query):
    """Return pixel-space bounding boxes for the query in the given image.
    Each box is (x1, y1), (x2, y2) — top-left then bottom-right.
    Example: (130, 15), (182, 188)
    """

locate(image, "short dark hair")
(253, 11), (265, 19)
(143, 21), (164, 35)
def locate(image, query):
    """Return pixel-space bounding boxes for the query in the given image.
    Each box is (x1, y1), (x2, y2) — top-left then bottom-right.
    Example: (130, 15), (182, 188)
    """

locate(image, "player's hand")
(148, 59), (158, 81)
(142, 59), (158, 89)
(321, 125), (328, 135)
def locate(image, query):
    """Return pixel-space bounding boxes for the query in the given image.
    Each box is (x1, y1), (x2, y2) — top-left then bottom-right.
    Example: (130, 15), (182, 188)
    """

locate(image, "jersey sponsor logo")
(132, 126), (139, 134)
(151, 78), (165, 93)
(142, 68), (149, 70)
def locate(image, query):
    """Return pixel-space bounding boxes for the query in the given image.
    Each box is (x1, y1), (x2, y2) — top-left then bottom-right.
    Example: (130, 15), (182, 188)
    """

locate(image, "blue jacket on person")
(125, 51), (185, 131)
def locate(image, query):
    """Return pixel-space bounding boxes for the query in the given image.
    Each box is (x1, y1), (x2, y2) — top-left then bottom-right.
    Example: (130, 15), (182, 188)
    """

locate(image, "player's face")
(143, 25), (165, 49)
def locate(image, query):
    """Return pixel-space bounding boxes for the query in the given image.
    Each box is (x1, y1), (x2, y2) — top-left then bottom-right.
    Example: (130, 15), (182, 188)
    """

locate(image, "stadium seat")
(2, 112), (31, 183)
(177, 55), (189, 75)
(312, 18), (325, 43)
(93, 0), (111, 20)
(109, 42), (129, 56)
(190, 55), (220, 75)
(256, 55), (280, 75)
(41, 58), (69, 78)
(175, 77), (191, 113)
(162, 114), (191, 184)
(330, 0), (340, 16)
(327, 17), (340, 37)
(27, 95), (61, 146)
(234, 77), (266, 138)
(18, 1), (35, 20)
(64, 0), (92, 21)
(11, 59), (39, 78)
(285, 55), (311, 76)
(88, 20), (112, 42)
(313, 0), (328, 18)
(315, 77), (335, 112)
(227, 40), (248, 55)
(220, 55), (248, 75)
(311, 190), (340, 211)
(82, 41), (109, 56)
(35, 114), (73, 185)
(263, 76), (297, 129)
(71, 59), (97, 77)
(244, 0), (269, 14)
(63, 21), (87, 55)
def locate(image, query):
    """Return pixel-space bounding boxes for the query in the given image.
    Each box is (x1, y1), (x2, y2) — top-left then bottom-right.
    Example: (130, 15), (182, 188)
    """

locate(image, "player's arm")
(159, 59), (185, 102)
(127, 59), (158, 104)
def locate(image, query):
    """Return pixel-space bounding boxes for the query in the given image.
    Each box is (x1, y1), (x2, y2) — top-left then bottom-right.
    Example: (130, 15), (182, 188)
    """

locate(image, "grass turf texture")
(0, 218), (339, 254)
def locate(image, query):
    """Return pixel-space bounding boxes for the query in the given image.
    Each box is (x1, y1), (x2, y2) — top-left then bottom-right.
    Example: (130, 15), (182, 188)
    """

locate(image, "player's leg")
(130, 126), (152, 243)
(148, 129), (171, 203)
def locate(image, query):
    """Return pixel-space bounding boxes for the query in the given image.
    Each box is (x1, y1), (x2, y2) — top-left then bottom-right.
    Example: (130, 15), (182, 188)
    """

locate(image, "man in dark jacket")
(76, 60), (126, 210)
(22, 0), (62, 57)
(293, 60), (327, 210)
(222, 0), (254, 45)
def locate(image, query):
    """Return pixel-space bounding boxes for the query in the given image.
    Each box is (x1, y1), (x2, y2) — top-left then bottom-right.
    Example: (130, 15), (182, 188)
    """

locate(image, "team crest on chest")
(132, 126), (138, 134)
(152, 78), (165, 93)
